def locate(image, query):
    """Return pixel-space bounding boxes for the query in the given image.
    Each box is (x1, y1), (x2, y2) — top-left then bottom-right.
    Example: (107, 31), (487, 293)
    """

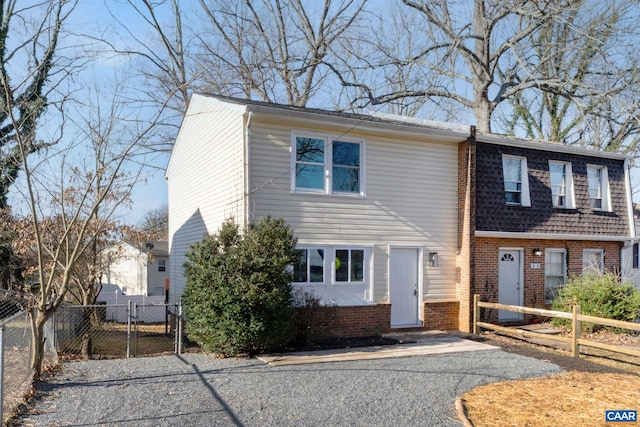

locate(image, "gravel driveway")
(18, 349), (562, 426)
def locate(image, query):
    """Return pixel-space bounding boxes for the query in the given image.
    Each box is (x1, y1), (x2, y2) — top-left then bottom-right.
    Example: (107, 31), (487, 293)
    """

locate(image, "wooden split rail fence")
(473, 294), (640, 359)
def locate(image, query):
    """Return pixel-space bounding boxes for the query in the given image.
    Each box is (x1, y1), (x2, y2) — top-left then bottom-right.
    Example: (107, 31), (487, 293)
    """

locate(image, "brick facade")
(474, 237), (622, 323)
(457, 138), (475, 332)
(295, 304), (392, 339)
(423, 301), (459, 330)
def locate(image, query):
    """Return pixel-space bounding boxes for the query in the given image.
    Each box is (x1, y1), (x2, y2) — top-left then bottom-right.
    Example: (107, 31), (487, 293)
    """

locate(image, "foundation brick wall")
(295, 304), (392, 339)
(474, 237), (622, 323)
(423, 301), (459, 330)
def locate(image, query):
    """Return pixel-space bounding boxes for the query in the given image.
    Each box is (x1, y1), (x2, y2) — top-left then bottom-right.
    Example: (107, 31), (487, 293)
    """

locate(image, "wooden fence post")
(572, 305), (581, 358)
(473, 294), (480, 334)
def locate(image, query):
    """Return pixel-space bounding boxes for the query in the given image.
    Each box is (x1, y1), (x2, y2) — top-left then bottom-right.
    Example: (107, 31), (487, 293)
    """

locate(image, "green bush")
(551, 272), (640, 332)
(182, 216), (297, 356)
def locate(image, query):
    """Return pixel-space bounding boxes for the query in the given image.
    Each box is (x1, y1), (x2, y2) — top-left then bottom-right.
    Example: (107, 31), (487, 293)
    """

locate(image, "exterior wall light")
(533, 248), (543, 256)
(429, 252), (438, 267)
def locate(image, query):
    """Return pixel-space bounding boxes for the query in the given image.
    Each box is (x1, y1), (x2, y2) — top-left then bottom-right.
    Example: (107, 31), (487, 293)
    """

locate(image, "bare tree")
(192, 0), (367, 107)
(0, 0), (79, 288)
(337, 0), (640, 135)
(500, 1), (640, 153)
(10, 79), (168, 379)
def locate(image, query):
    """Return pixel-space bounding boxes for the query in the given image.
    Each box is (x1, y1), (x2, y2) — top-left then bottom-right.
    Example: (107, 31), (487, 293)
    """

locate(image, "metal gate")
(54, 302), (183, 358)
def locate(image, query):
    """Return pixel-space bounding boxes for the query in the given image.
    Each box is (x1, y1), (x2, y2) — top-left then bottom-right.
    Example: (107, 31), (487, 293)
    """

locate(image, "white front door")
(389, 248), (420, 327)
(498, 249), (523, 321)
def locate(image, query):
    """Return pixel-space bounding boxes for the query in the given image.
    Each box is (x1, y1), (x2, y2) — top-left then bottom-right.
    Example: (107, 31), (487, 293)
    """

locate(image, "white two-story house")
(166, 94), (471, 335)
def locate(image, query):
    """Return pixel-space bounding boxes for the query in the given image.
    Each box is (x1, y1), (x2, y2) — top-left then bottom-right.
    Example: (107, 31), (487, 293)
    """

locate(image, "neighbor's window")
(544, 249), (566, 304)
(587, 165), (610, 211)
(293, 134), (363, 195)
(502, 155), (530, 206)
(335, 249), (364, 283)
(293, 248), (324, 283)
(158, 259), (166, 272)
(583, 249), (604, 274)
(634, 243), (639, 269)
(549, 161), (574, 208)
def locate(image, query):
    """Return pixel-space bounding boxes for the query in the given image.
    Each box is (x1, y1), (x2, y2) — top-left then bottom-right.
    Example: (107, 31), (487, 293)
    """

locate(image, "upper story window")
(293, 134), (363, 195)
(158, 259), (166, 272)
(501, 155), (530, 206)
(587, 165), (611, 211)
(549, 161), (575, 208)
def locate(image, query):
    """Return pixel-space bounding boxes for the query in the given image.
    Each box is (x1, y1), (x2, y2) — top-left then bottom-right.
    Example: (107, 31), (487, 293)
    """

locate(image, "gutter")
(244, 111), (253, 227)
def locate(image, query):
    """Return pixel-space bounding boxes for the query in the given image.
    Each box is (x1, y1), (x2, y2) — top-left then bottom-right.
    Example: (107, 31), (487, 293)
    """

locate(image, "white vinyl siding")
(248, 118), (458, 303)
(166, 95), (247, 304)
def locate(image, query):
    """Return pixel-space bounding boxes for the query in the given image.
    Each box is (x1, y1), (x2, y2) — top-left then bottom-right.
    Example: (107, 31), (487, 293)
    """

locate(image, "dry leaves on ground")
(462, 371), (640, 427)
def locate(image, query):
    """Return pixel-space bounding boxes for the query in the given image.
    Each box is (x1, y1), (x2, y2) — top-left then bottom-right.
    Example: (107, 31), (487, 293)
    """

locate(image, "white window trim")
(291, 132), (366, 196)
(582, 249), (604, 273)
(502, 155), (530, 207)
(292, 245), (373, 287)
(549, 160), (575, 209)
(587, 164), (611, 211)
(292, 246), (326, 285)
(544, 249), (566, 304)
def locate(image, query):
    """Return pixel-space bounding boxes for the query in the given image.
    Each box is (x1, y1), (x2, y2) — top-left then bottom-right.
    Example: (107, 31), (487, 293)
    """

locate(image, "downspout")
(243, 111), (253, 227)
(624, 158), (635, 240)
(622, 159), (635, 277)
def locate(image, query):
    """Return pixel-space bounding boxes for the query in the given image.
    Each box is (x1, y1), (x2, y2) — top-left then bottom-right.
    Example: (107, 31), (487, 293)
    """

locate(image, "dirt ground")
(462, 331), (640, 426)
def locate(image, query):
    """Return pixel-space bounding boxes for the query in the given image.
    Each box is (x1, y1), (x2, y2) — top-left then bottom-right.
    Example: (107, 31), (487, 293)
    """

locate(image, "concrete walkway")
(259, 334), (498, 366)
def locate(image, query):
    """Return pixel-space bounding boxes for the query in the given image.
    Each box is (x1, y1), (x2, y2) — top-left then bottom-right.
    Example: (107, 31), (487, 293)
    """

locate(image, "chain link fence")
(54, 303), (182, 359)
(0, 301), (184, 425)
(0, 310), (57, 424)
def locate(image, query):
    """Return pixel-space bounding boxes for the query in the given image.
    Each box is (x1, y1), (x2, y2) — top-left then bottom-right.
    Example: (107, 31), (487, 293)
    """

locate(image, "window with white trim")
(583, 249), (604, 274)
(158, 259), (166, 272)
(545, 249), (566, 304)
(549, 161), (575, 208)
(292, 134), (363, 195)
(335, 249), (364, 283)
(501, 155), (531, 206)
(293, 248), (324, 283)
(587, 165), (611, 211)
(291, 246), (370, 286)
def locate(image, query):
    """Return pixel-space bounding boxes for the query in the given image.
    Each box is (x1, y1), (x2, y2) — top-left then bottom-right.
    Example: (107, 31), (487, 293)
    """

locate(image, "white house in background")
(99, 240), (169, 299)
(166, 94), (470, 335)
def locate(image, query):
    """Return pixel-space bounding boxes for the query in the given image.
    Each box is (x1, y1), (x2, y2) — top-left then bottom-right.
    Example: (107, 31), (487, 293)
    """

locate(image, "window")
(335, 249), (364, 283)
(545, 249), (566, 304)
(158, 259), (166, 272)
(549, 161), (574, 208)
(295, 137), (325, 190)
(587, 165), (611, 211)
(501, 155), (530, 206)
(293, 134), (363, 195)
(583, 249), (604, 274)
(293, 249), (324, 283)
(634, 243), (639, 269)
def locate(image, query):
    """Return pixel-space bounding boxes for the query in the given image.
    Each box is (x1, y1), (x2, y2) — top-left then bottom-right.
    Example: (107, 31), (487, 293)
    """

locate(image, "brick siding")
(474, 237), (622, 323)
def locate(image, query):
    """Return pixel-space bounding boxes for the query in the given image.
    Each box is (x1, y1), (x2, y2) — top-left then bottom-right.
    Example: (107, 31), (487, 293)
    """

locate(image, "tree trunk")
(30, 309), (48, 382)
